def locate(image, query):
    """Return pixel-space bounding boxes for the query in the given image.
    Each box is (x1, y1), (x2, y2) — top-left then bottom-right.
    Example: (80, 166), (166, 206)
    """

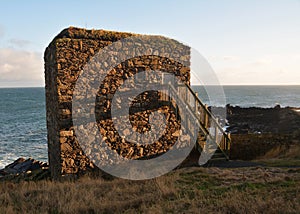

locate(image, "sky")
(0, 0), (299, 87)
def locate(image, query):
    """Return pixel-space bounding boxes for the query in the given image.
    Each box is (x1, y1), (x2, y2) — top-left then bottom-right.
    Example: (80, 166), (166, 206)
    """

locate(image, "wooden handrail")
(182, 84), (231, 143)
(167, 83), (231, 159)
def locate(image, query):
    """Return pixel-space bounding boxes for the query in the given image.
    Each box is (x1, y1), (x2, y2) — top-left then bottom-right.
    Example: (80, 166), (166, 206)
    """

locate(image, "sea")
(1, 85), (300, 168)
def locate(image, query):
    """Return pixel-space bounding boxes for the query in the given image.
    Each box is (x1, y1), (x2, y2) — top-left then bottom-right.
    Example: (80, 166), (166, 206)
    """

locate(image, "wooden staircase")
(165, 82), (231, 165)
(113, 72), (231, 165)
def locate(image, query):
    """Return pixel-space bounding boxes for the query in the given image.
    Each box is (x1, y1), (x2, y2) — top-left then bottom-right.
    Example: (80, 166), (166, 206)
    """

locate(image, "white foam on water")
(293, 109), (300, 114)
(0, 152), (19, 169)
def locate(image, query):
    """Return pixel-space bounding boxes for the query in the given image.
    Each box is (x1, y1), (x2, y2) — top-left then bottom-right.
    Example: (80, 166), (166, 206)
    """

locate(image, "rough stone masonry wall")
(44, 27), (190, 178)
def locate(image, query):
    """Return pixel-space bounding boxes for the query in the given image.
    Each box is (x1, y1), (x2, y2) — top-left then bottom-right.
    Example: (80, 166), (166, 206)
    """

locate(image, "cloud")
(9, 38), (31, 48)
(0, 48), (44, 87)
(222, 55), (240, 61)
(202, 54), (300, 85)
(251, 58), (272, 66)
(208, 55), (240, 61)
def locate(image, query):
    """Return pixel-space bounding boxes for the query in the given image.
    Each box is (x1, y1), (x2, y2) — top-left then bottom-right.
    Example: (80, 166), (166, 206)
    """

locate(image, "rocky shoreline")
(225, 105), (300, 134)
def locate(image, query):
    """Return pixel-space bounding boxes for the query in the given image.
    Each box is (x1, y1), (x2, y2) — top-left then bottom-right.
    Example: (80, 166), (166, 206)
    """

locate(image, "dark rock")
(226, 105), (300, 134)
(0, 158), (49, 181)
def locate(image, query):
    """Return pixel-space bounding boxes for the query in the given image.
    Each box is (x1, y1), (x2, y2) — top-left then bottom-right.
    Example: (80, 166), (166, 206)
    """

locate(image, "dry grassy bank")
(0, 166), (299, 214)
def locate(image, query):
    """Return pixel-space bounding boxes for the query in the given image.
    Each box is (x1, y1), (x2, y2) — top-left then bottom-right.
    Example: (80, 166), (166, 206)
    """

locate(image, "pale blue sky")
(0, 0), (299, 87)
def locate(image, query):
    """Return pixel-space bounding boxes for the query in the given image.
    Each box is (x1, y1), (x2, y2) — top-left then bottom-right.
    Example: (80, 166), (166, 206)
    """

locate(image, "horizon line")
(1, 84), (300, 89)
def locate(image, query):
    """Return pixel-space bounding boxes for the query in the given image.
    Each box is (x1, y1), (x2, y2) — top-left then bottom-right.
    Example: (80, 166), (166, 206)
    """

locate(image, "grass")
(0, 166), (299, 214)
(255, 144), (300, 167)
(256, 158), (300, 167)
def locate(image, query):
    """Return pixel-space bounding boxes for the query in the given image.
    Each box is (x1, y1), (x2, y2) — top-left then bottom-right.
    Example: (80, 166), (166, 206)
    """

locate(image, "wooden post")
(195, 92), (198, 115)
(201, 106), (205, 125)
(215, 118), (219, 145)
(204, 104), (209, 128)
(227, 133), (231, 151)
